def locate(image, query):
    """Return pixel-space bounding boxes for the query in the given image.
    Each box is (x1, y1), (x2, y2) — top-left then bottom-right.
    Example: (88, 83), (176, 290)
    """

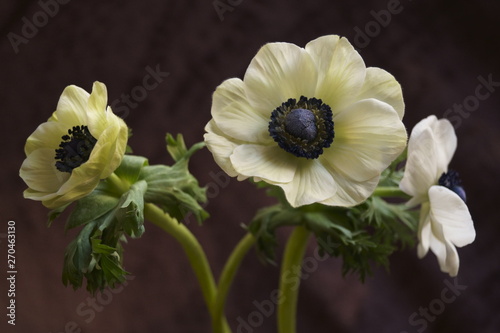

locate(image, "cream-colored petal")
(88, 82), (108, 115)
(323, 99), (407, 182)
(406, 115), (456, 174)
(400, 127), (440, 198)
(427, 220), (460, 277)
(56, 161), (101, 198)
(319, 172), (379, 207)
(87, 83), (113, 139)
(204, 120), (240, 177)
(430, 118), (457, 172)
(278, 159), (336, 207)
(24, 121), (69, 155)
(230, 144), (297, 183)
(54, 84), (90, 126)
(20, 148), (69, 192)
(212, 78), (271, 144)
(90, 116), (128, 178)
(305, 35), (366, 111)
(243, 42), (317, 115)
(441, 240), (460, 277)
(428, 186), (475, 247)
(417, 202), (432, 258)
(356, 67), (405, 119)
(23, 188), (58, 202)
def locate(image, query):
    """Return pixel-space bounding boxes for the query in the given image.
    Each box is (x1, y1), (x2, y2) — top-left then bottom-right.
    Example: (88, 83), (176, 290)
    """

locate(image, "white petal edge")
(244, 42), (318, 116)
(428, 186), (475, 247)
(323, 98), (407, 182)
(400, 127), (441, 198)
(305, 35), (366, 112)
(407, 115), (457, 173)
(230, 144), (297, 183)
(24, 121), (70, 155)
(212, 78), (271, 144)
(53, 84), (90, 126)
(319, 172), (379, 207)
(278, 159), (337, 207)
(20, 148), (69, 193)
(356, 67), (405, 119)
(204, 120), (240, 178)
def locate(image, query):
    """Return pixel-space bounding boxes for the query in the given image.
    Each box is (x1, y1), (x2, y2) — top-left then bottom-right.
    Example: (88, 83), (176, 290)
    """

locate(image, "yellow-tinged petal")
(324, 99), (407, 182)
(320, 172), (379, 207)
(305, 35), (366, 111)
(278, 159), (336, 207)
(230, 144), (296, 183)
(19, 81), (128, 209)
(20, 148), (69, 192)
(205, 35), (407, 207)
(356, 67), (405, 119)
(204, 120), (240, 178)
(24, 121), (69, 155)
(244, 42), (317, 115)
(212, 78), (271, 144)
(54, 85), (90, 126)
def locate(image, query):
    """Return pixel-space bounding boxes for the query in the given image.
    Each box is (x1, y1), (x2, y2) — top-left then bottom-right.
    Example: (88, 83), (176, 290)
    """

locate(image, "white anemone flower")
(204, 35), (407, 207)
(400, 115), (475, 276)
(20, 81), (128, 209)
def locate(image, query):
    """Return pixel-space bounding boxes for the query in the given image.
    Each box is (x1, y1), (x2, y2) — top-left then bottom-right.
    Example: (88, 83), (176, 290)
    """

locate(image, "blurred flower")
(20, 81), (128, 209)
(400, 115), (475, 276)
(205, 35), (407, 207)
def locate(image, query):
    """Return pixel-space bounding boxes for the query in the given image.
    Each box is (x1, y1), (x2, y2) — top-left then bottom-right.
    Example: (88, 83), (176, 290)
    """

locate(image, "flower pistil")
(438, 170), (466, 202)
(55, 125), (97, 173)
(268, 96), (334, 159)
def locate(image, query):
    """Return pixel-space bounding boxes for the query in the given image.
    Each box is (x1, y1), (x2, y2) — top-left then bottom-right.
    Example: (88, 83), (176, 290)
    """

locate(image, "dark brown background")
(1, 0), (499, 332)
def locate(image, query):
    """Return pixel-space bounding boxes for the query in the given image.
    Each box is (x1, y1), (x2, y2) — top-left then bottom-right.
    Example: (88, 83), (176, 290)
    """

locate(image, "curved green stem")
(144, 203), (231, 333)
(213, 233), (256, 333)
(277, 226), (311, 333)
(105, 171), (131, 195)
(372, 186), (410, 199)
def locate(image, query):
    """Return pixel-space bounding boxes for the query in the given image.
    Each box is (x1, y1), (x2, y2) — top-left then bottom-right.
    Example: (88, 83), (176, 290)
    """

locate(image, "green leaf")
(166, 133), (205, 162)
(115, 180), (147, 238)
(139, 161), (208, 224)
(303, 212), (353, 238)
(114, 155), (149, 184)
(65, 190), (120, 230)
(47, 203), (70, 227)
(62, 221), (98, 289)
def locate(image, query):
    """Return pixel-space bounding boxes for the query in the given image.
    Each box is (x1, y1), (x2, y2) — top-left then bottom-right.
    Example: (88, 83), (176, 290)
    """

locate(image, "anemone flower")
(400, 115), (475, 276)
(205, 35), (407, 207)
(20, 81), (128, 209)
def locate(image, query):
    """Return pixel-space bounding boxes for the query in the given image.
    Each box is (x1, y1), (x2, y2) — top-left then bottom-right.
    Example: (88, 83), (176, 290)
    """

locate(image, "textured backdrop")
(1, 0), (500, 332)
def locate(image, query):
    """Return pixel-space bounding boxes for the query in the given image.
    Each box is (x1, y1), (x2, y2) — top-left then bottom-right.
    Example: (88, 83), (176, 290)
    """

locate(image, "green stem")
(372, 186), (410, 199)
(105, 172), (130, 195)
(213, 233), (256, 333)
(144, 203), (231, 333)
(277, 226), (311, 333)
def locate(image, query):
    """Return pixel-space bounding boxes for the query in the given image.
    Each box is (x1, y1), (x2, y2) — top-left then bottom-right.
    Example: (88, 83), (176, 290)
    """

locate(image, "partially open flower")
(20, 81), (128, 209)
(400, 115), (475, 276)
(205, 35), (407, 207)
